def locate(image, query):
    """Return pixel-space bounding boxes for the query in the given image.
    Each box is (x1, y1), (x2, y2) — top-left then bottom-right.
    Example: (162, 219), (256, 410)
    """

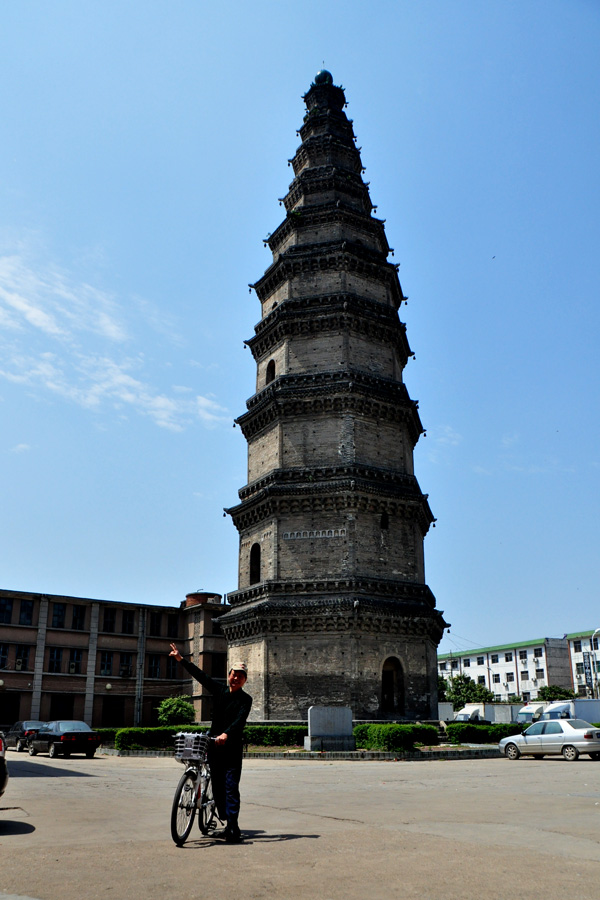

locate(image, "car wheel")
(16, 740), (24, 752)
(589, 752), (600, 761)
(505, 742), (520, 760)
(28, 744), (37, 756)
(48, 743), (59, 759)
(85, 750), (95, 759)
(562, 744), (579, 761)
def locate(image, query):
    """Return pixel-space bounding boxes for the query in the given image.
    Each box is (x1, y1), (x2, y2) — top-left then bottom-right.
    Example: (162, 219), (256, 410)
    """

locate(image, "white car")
(499, 718), (600, 761)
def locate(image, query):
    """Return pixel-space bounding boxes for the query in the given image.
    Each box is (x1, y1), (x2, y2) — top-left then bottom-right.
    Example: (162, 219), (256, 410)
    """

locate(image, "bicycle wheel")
(171, 770), (197, 845)
(198, 768), (216, 835)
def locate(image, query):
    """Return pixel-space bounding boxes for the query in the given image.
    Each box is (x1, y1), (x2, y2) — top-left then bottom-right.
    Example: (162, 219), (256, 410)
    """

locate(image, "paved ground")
(1, 751), (599, 900)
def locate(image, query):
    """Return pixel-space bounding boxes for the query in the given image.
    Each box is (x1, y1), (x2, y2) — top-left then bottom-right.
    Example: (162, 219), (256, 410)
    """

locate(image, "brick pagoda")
(221, 71), (447, 720)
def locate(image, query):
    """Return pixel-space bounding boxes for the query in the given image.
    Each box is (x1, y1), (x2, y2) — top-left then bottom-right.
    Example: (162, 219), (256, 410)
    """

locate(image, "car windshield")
(58, 721), (92, 732)
(565, 719), (593, 730)
(24, 721), (44, 728)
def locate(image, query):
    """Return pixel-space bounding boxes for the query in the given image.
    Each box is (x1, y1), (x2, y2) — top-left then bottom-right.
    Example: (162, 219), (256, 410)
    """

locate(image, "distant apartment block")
(0, 588), (228, 728)
(438, 637), (573, 702)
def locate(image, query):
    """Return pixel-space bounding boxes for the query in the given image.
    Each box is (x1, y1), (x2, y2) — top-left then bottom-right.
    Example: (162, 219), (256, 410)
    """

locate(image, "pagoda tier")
(220, 72), (447, 721)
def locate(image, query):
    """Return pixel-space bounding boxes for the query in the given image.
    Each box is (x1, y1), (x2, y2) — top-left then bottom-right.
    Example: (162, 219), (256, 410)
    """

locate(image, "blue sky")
(1, 2), (599, 655)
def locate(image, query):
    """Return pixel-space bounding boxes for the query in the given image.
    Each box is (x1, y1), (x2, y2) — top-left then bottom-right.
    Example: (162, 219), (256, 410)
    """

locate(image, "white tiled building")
(438, 637), (572, 702)
(566, 630), (600, 697)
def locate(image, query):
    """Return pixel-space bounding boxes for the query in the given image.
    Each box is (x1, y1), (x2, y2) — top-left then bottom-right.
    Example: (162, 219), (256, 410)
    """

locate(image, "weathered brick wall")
(247, 425), (280, 481)
(227, 631), (438, 721)
(354, 418), (410, 472)
(238, 527), (274, 589)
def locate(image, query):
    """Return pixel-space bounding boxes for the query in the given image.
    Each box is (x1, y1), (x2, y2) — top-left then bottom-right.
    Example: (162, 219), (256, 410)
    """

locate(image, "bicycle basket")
(174, 732), (210, 763)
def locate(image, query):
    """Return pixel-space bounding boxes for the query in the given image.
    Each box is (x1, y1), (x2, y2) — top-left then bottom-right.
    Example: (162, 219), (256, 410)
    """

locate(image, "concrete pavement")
(1, 752), (599, 900)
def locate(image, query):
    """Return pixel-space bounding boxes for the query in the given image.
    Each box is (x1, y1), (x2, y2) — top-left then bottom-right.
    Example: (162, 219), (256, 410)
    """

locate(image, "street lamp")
(592, 629), (600, 699)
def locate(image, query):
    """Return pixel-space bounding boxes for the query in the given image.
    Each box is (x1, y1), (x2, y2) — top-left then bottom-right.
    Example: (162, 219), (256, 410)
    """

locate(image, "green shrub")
(445, 722), (526, 745)
(156, 696), (196, 726)
(353, 724), (438, 752)
(244, 725), (307, 747)
(114, 725), (207, 751)
(95, 728), (118, 745)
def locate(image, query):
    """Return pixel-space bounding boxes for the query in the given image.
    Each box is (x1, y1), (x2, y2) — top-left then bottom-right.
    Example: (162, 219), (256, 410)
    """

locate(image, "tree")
(538, 685), (575, 701)
(443, 674), (495, 710)
(438, 676), (447, 701)
(156, 695), (196, 726)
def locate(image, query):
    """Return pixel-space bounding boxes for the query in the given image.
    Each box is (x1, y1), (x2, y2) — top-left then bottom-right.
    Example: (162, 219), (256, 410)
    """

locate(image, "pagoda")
(220, 71), (447, 720)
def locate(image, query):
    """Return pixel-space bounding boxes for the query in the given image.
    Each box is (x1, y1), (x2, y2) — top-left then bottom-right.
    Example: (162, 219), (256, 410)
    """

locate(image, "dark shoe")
(224, 826), (242, 844)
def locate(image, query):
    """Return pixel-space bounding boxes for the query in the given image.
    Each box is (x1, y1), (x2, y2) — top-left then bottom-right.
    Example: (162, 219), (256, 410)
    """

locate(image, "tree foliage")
(156, 695), (195, 726)
(537, 685), (575, 701)
(441, 674), (495, 710)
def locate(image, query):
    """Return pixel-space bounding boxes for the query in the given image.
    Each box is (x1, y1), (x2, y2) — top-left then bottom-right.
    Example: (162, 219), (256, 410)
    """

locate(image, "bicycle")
(171, 732), (220, 845)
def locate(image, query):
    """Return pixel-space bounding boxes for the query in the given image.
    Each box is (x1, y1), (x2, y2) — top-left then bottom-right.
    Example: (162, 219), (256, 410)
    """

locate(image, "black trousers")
(209, 747), (243, 821)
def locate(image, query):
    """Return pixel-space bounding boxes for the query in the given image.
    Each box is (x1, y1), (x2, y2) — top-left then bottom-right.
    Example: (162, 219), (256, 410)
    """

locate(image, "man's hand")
(215, 733), (228, 746)
(169, 642), (182, 662)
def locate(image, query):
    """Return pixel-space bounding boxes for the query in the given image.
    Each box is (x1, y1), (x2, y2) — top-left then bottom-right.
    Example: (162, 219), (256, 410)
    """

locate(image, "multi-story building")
(567, 630), (600, 697)
(0, 588), (228, 728)
(438, 637), (572, 702)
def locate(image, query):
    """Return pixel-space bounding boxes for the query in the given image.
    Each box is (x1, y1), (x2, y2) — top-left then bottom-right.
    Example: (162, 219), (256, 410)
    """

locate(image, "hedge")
(115, 725), (208, 751)
(353, 723), (439, 752)
(444, 722), (526, 744)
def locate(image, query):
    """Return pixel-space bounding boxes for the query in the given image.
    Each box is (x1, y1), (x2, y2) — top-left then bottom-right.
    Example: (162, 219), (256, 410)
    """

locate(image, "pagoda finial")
(314, 69), (333, 85)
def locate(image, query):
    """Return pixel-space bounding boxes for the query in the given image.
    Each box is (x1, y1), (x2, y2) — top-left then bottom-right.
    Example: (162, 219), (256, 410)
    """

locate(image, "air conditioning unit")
(69, 662), (77, 674)
(577, 674), (584, 682)
(15, 659), (23, 671)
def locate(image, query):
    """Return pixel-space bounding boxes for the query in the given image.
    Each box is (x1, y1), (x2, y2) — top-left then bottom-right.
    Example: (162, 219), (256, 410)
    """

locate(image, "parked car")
(0, 732), (8, 797)
(28, 721), (101, 759)
(499, 718), (600, 761)
(4, 720), (46, 752)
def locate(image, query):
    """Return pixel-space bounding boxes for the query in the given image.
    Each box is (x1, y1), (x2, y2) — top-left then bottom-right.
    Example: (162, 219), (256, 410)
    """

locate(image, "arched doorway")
(381, 656), (404, 716)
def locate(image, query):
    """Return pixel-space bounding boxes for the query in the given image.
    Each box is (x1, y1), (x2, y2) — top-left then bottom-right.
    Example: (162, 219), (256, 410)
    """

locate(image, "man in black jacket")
(169, 642), (252, 843)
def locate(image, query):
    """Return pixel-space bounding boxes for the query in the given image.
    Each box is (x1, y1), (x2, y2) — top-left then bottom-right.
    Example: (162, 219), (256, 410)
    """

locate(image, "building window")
(534, 647), (543, 658)
(0, 643), (8, 668)
(463, 658), (471, 667)
(167, 614), (179, 639)
(52, 603), (66, 629)
(48, 648), (63, 673)
(166, 656), (178, 679)
(535, 668), (545, 679)
(72, 605), (86, 630)
(574, 640), (582, 653)
(100, 651), (113, 677)
(120, 652), (133, 678)
(493, 673), (500, 684)
(103, 608), (116, 633)
(19, 599), (34, 626)
(69, 649), (83, 674)
(148, 654), (161, 678)
(519, 650), (528, 661)
(0, 598), (14, 624)
(491, 654), (499, 664)
(122, 609), (135, 635)
(212, 617), (223, 636)
(504, 652), (513, 662)
(592, 637), (599, 651)
(15, 645), (31, 670)
(506, 672), (514, 682)
(451, 659), (459, 670)
(380, 511), (389, 530)
(521, 670), (529, 680)
(439, 662), (447, 671)
(213, 654), (227, 679)
(249, 543), (261, 585)
(576, 662), (585, 675)
(265, 359), (276, 385)
(149, 612), (162, 636)
(478, 676), (485, 685)
(477, 656), (484, 666)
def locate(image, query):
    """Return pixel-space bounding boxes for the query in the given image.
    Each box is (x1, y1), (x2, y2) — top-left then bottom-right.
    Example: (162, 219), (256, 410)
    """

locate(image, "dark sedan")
(0, 732), (8, 797)
(29, 720), (101, 758)
(4, 720), (46, 752)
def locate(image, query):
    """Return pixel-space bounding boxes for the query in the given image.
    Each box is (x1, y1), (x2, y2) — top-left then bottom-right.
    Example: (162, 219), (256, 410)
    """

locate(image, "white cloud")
(426, 424), (463, 464)
(10, 443), (30, 453)
(0, 242), (229, 431)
